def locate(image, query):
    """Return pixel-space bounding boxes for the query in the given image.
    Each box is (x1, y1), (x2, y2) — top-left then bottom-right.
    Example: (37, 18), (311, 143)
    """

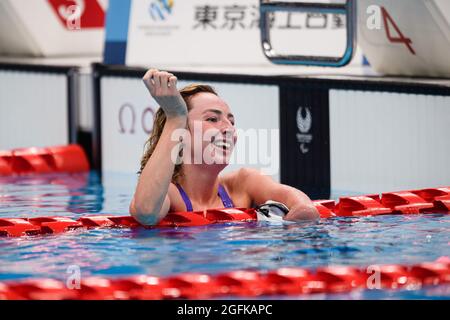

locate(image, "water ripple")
(0, 172), (449, 300)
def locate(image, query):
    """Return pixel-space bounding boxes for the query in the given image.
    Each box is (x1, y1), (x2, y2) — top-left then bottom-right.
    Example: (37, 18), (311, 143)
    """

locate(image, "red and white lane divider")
(0, 144), (89, 176)
(0, 145), (449, 236)
(1, 257), (449, 300)
(313, 186), (450, 217)
(0, 186), (449, 237)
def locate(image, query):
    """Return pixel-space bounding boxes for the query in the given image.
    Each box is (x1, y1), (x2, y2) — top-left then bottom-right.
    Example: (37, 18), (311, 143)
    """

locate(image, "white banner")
(126, 0), (354, 67)
(101, 76), (280, 181)
(0, 70), (69, 150)
(357, 0), (450, 77)
(330, 89), (450, 197)
(0, 0), (106, 56)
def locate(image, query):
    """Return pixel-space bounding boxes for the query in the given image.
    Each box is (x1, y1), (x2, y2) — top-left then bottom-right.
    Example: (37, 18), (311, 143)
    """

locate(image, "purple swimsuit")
(175, 183), (235, 212)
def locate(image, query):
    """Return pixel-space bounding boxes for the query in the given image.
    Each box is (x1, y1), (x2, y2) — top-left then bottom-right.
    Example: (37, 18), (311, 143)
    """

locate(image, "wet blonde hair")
(138, 84), (218, 182)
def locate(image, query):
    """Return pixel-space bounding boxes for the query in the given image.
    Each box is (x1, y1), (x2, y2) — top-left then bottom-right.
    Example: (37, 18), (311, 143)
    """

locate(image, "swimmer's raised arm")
(236, 168), (319, 221)
(130, 69), (187, 225)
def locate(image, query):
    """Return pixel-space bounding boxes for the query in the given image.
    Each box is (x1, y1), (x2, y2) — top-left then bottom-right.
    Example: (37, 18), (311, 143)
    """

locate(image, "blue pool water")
(0, 172), (449, 299)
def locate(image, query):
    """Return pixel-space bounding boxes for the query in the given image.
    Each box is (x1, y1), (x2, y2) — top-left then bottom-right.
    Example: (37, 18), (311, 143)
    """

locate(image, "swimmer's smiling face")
(186, 92), (237, 166)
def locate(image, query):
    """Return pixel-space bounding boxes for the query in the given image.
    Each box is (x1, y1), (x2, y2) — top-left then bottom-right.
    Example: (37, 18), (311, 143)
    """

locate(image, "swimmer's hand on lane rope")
(142, 69), (188, 120)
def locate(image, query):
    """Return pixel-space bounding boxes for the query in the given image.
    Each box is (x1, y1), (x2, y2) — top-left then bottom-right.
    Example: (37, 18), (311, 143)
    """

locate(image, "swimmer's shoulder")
(220, 168), (261, 207)
(220, 168), (261, 192)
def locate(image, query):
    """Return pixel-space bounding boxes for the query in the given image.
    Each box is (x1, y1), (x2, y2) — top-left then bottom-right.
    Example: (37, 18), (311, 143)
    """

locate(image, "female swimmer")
(130, 69), (319, 225)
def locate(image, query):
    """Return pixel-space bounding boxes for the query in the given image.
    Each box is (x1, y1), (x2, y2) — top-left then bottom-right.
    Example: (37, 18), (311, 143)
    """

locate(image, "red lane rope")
(0, 187), (449, 237)
(0, 144), (89, 176)
(1, 257), (449, 300)
(0, 145), (449, 236)
(0, 187), (450, 237)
